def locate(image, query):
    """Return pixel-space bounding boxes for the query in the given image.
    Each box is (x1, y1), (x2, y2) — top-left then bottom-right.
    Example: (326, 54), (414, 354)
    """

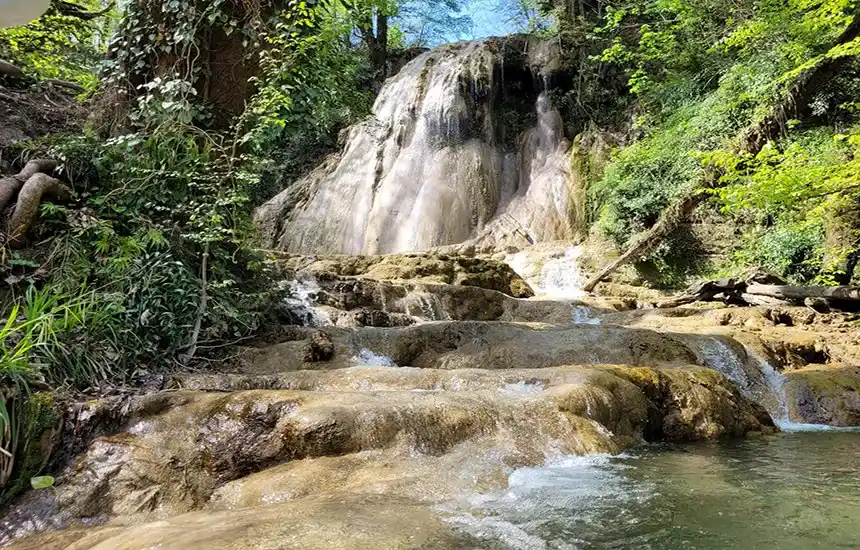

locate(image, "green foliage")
(30, 475), (55, 489)
(240, 2), (374, 198)
(0, 0), (113, 89)
(734, 221), (825, 283)
(590, 88), (748, 245)
(582, 0), (860, 286)
(713, 125), (860, 281)
(1, 392), (59, 502)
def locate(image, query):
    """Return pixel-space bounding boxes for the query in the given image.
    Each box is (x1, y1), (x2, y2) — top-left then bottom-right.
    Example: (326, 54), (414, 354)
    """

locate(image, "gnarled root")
(7, 173), (72, 248)
(0, 159), (59, 214)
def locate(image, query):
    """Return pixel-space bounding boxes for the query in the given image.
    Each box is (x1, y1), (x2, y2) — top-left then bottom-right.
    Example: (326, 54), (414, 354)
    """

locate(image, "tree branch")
(54, 0), (115, 21)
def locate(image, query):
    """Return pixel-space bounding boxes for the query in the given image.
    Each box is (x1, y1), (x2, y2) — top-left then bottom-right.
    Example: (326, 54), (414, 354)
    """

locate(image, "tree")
(393, 0), (471, 46)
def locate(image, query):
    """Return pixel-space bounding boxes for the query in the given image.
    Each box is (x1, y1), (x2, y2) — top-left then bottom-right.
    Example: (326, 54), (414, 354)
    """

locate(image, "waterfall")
(690, 336), (860, 432)
(256, 36), (579, 255)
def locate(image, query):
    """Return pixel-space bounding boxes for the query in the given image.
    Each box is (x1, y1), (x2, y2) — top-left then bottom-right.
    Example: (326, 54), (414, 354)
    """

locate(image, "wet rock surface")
(4, 248), (860, 549)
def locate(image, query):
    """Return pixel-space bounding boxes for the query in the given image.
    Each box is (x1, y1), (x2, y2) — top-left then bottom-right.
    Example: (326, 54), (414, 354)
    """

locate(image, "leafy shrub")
(735, 222), (825, 283)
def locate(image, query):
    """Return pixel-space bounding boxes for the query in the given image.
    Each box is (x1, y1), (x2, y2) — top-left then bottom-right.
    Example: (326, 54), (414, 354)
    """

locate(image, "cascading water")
(750, 353), (860, 432)
(688, 336), (860, 432)
(279, 275), (332, 327)
(255, 37), (579, 255)
(352, 348), (399, 367)
(506, 245), (588, 299)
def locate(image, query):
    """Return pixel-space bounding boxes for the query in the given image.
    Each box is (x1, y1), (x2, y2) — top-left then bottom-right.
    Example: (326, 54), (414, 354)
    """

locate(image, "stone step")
(1, 364), (772, 542)
(237, 321), (706, 375)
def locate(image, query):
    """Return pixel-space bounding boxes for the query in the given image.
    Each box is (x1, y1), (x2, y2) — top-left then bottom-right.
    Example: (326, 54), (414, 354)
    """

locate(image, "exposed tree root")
(0, 159), (59, 214)
(0, 60), (23, 79)
(7, 173), (72, 248)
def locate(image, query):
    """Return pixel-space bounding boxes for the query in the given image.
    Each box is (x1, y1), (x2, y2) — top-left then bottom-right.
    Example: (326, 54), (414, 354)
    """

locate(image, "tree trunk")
(823, 197), (860, 284)
(367, 11), (388, 79)
(582, 15), (860, 293)
(745, 284), (860, 301)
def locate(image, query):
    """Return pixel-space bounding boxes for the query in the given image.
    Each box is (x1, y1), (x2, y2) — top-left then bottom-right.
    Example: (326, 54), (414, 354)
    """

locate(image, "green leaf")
(31, 475), (55, 489)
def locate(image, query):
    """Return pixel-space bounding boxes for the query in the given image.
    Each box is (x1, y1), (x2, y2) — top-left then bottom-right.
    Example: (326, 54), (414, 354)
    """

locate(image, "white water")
(398, 291), (452, 322)
(279, 275), (332, 327)
(500, 381), (545, 396)
(507, 245), (588, 299)
(692, 336), (859, 432)
(446, 454), (644, 550)
(257, 38), (578, 254)
(352, 348), (398, 367)
(570, 305), (601, 325)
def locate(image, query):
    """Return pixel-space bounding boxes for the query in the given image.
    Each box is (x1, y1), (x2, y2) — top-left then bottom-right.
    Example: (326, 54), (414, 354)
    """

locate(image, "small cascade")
(571, 305), (601, 324)
(750, 353), (860, 432)
(506, 245), (588, 299)
(397, 291), (452, 322)
(687, 337), (755, 393)
(690, 336), (860, 432)
(279, 274), (332, 327)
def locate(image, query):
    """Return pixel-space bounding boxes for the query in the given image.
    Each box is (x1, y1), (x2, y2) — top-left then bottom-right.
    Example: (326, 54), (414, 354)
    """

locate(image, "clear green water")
(452, 433), (860, 549)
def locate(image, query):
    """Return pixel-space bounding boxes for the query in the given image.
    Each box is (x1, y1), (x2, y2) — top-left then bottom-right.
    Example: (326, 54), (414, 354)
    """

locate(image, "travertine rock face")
(783, 365), (860, 426)
(255, 37), (581, 255)
(2, 362), (770, 547)
(8, 252), (860, 549)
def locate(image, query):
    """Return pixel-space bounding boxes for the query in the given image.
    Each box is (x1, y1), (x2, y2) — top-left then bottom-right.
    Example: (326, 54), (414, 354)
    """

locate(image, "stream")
(450, 432), (860, 549)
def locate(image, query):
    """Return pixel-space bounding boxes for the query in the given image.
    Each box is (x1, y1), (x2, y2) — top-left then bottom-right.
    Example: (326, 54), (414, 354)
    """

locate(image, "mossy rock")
(2, 392), (61, 504)
(277, 253), (533, 298)
(783, 364), (860, 426)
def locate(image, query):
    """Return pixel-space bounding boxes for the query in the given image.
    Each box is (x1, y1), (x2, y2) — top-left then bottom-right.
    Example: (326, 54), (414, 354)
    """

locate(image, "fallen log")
(746, 284), (860, 301)
(657, 277), (860, 311)
(740, 293), (792, 307)
(582, 15), (860, 293)
(656, 277), (744, 308)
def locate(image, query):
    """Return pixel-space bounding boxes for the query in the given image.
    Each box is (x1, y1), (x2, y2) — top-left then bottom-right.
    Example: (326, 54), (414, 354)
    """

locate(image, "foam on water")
(352, 348), (398, 367)
(570, 305), (601, 324)
(773, 420), (860, 432)
(446, 453), (645, 549)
